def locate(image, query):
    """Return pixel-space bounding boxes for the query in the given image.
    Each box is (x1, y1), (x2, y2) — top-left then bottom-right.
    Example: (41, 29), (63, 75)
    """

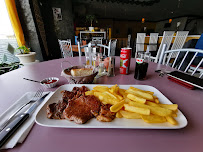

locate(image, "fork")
(0, 88), (44, 132)
(155, 69), (171, 77)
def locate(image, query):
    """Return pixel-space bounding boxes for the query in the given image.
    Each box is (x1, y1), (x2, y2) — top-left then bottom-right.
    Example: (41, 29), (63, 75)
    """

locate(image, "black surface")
(0, 113), (29, 148)
(167, 71), (203, 88)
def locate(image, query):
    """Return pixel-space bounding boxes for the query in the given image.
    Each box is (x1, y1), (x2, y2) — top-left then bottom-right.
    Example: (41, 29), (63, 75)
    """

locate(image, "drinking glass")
(134, 51), (151, 80)
(84, 47), (92, 66)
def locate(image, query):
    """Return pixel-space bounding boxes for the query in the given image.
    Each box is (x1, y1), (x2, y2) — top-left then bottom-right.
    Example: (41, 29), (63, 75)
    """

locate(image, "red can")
(120, 48), (132, 74)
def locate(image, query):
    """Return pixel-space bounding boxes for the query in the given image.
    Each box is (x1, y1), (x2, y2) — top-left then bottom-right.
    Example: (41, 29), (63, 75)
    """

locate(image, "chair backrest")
(92, 37), (103, 44)
(58, 39), (73, 58)
(136, 33), (146, 55)
(149, 33), (159, 44)
(147, 33), (159, 52)
(154, 31), (175, 63)
(169, 31), (189, 58)
(77, 42), (84, 57)
(159, 48), (203, 78)
(109, 39), (117, 56)
(127, 34), (131, 48)
(171, 31), (189, 50)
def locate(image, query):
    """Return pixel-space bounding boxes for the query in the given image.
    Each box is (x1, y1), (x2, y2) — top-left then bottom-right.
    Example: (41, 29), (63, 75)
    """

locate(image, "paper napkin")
(0, 92), (53, 149)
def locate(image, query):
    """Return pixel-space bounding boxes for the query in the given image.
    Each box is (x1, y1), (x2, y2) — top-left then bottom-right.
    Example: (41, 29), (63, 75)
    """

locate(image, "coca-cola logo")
(121, 50), (128, 53)
(136, 58), (144, 64)
(120, 54), (127, 58)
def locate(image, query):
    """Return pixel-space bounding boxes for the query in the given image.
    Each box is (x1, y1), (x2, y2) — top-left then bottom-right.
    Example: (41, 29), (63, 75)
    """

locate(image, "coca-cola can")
(120, 48), (132, 74)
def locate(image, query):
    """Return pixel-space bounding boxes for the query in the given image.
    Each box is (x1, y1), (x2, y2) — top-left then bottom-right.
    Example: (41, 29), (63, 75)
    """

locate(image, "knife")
(0, 93), (49, 148)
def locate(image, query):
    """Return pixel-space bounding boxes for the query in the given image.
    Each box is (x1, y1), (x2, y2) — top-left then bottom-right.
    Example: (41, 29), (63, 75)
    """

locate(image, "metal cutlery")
(0, 92), (49, 148)
(23, 78), (41, 83)
(155, 70), (171, 77)
(0, 89), (43, 132)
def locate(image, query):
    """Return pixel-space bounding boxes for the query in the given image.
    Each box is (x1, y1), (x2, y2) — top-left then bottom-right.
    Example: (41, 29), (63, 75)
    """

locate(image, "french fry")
(146, 101), (178, 117)
(118, 89), (127, 98)
(120, 110), (141, 119)
(124, 98), (131, 103)
(146, 101), (160, 107)
(153, 96), (160, 103)
(171, 112), (177, 117)
(154, 98), (160, 104)
(126, 88), (154, 101)
(110, 100), (125, 112)
(103, 95), (119, 105)
(109, 84), (119, 94)
(93, 86), (109, 92)
(141, 115), (166, 123)
(104, 91), (118, 99)
(114, 94), (123, 100)
(124, 104), (150, 115)
(158, 104), (178, 111)
(94, 91), (102, 98)
(165, 116), (178, 125)
(129, 101), (173, 117)
(90, 85), (179, 125)
(85, 91), (94, 96)
(108, 89), (123, 100)
(129, 86), (154, 95)
(127, 94), (146, 104)
(116, 111), (123, 118)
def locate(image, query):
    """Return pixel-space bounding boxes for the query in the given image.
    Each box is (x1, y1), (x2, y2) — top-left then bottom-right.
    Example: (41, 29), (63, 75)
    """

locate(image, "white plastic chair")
(77, 42), (87, 57)
(169, 31), (189, 58)
(109, 39), (117, 56)
(153, 31), (175, 63)
(127, 34), (131, 48)
(159, 48), (203, 78)
(97, 39), (117, 56)
(58, 39), (73, 57)
(77, 42), (96, 57)
(146, 33), (159, 52)
(92, 37), (103, 44)
(97, 40), (111, 56)
(135, 33), (146, 56)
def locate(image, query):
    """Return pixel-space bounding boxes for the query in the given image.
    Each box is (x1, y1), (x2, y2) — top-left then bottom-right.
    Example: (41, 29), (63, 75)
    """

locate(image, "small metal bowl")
(40, 77), (59, 88)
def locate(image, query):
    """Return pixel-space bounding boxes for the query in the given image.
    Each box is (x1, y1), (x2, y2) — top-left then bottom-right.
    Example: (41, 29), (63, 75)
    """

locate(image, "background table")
(0, 57), (202, 152)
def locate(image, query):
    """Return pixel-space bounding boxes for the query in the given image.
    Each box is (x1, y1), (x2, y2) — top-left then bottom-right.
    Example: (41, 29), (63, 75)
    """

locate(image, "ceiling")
(72, 0), (203, 21)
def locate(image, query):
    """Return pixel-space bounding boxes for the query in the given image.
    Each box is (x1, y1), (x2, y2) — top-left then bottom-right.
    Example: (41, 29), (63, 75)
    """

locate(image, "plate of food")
(35, 84), (188, 129)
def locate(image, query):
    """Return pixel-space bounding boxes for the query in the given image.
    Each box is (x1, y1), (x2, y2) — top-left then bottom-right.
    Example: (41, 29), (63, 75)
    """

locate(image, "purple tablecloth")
(0, 57), (202, 152)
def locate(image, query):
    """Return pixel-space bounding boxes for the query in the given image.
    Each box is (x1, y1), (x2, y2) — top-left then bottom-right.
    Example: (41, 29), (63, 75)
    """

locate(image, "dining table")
(0, 56), (203, 152)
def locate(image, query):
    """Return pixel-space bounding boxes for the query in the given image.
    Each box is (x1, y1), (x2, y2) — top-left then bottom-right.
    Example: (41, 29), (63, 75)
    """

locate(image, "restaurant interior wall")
(155, 17), (188, 35)
(185, 17), (203, 35)
(14, 0), (203, 60)
(15, 0), (44, 62)
(37, 0), (74, 59)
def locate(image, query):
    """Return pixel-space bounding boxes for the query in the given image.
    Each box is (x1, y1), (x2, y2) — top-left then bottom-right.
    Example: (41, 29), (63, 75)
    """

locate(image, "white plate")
(35, 84), (188, 129)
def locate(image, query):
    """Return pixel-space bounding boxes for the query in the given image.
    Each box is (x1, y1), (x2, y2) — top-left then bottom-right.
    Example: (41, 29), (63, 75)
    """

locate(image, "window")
(0, 0), (19, 63)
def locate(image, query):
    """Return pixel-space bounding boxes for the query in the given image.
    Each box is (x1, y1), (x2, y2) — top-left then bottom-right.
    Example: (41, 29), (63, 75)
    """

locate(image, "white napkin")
(0, 92), (53, 149)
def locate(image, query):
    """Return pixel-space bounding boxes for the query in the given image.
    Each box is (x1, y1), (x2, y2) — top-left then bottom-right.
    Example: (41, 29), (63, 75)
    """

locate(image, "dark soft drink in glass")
(134, 51), (150, 80)
(134, 62), (148, 80)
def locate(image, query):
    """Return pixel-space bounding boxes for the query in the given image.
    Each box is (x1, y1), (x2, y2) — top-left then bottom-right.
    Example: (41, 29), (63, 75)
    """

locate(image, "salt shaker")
(107, 56), (115, 77)
(99, 62), (104, 75)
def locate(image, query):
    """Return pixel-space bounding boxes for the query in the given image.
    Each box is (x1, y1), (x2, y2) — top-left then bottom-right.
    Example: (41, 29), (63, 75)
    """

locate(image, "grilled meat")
(47, 86), (89, 119)
(63, 95), (101, 124)
(95, 104), (116, 122)
(46, 86), (116, 124)
(47, 99), (68, 119)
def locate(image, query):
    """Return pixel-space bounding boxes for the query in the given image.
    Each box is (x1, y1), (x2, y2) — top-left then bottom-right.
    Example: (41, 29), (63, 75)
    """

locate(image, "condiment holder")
(23, 77), (59, 88)
(40, 77), (59, 88)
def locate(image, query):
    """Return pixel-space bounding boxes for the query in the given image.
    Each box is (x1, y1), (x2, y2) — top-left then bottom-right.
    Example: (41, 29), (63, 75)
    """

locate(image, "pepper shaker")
(107, 56), (115, 77)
